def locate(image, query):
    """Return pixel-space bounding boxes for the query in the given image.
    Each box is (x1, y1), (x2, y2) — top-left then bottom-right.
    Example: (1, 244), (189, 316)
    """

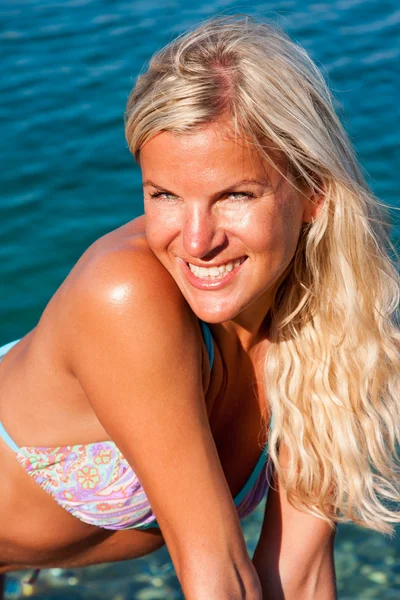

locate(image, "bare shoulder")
(65, 217), (183, 309)
(49, 217), (199, 371)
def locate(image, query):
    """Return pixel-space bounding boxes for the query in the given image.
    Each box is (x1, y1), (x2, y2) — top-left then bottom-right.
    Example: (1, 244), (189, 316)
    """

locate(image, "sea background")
(1, 0), (399, 598)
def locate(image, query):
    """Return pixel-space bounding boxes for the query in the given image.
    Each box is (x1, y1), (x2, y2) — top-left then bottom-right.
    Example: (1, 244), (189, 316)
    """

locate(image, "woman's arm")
(63, 246), (261, 599)
(252, 453), (336, 600)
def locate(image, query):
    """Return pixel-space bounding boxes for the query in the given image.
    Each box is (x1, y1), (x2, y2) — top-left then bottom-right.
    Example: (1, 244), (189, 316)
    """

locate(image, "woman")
(0, 16), (399, 600)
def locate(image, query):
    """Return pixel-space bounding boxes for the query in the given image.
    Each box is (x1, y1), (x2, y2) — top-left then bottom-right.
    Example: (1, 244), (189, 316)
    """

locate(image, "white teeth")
(188, 258), (245, 279)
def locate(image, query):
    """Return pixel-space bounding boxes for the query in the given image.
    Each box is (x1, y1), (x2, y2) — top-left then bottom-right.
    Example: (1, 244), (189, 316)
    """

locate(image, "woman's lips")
(179, 257), (247, 290)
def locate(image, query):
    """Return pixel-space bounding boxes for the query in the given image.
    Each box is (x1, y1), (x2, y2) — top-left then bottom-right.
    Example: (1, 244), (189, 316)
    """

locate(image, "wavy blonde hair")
(125, 16), (400, 533)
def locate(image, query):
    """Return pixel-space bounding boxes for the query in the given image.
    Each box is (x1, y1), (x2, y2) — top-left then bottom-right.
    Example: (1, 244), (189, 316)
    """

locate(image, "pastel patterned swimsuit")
(0, 324), (270, 530)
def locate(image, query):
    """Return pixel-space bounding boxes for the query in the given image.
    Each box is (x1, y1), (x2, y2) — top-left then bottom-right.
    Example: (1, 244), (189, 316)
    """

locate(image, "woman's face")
(140, 120), (315, 326)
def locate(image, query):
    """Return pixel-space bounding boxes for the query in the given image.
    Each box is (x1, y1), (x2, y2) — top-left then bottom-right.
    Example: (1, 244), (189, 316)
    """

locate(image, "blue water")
(1, 1), (399, 598)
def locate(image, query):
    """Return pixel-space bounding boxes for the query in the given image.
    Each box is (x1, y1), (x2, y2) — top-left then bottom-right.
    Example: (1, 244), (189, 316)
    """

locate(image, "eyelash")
(229, 191), (256, 200)
(149, 191), (256, 201)
(149, 192), (177, 201)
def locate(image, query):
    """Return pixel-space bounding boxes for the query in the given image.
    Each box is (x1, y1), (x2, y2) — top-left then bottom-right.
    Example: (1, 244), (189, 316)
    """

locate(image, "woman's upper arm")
(62, 249), (254, 594)
(253, 448), (337, 599)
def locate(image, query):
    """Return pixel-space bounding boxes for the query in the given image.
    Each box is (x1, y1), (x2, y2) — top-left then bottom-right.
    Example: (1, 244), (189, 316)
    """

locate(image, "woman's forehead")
(140, 122), (286, 183)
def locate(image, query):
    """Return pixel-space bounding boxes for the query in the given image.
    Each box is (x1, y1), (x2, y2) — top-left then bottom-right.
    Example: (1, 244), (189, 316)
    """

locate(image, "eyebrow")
(142, 178), (271, 194)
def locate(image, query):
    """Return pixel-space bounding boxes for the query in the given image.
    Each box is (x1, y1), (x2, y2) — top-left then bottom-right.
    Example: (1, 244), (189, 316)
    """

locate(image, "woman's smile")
(140, 120), (314, 325)
(180, 255), (248, 290)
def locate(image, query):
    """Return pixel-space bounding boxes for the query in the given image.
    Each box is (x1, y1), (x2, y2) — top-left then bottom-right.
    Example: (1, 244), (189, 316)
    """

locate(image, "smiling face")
(140, 120), (315, 328)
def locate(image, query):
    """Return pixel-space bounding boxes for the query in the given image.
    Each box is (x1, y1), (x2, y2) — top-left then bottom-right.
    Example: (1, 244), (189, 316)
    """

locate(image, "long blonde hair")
(125, 16), (400, 534)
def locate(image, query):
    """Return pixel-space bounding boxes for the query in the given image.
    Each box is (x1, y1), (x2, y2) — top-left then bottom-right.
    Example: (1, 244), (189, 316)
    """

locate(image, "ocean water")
(1, 0), (399, 598)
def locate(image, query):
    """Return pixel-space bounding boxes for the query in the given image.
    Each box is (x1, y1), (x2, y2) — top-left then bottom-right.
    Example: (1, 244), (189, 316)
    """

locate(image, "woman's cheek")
(252, 211), (302, 266)
(145, 211), (178, 254)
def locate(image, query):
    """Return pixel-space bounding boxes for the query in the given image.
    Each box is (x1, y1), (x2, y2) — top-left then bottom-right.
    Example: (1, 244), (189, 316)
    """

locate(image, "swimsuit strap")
(0, 420), (19, 452)
(199, 321), (214, 369)
(0, 339), (20, 359)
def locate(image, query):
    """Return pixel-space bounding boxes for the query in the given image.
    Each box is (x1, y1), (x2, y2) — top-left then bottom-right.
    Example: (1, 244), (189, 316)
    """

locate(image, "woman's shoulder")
(44, 217), (197, 363)
(70, 216), (174, 292)
(60, 216), (184, 312)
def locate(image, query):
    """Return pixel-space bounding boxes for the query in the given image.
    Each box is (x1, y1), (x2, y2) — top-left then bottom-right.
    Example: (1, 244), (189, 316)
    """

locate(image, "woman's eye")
(226, 191), (255, 201)
(149, 191), (178, 201)
(148, 190), (256, 202)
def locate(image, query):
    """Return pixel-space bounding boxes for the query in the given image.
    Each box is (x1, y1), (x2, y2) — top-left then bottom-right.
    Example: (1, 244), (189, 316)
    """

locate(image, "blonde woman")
(0, 16), (399, 600)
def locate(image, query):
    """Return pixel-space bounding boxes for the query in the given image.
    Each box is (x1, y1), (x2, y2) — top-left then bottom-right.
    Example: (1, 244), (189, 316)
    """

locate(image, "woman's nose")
(182, 205), (226, 259)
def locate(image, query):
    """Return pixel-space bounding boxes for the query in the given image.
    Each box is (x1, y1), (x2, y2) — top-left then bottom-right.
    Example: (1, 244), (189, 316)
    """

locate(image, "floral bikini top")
(0, 324), (270, 530)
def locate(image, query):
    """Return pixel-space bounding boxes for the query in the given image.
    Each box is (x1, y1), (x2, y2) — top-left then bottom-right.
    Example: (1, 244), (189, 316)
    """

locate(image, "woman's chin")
(186, 298), (241, 324)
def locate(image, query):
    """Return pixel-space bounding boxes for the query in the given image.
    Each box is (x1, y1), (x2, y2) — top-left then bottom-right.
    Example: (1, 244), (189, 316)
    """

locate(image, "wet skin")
(0, 224), (267, 573)
(0, 121), (317, 574)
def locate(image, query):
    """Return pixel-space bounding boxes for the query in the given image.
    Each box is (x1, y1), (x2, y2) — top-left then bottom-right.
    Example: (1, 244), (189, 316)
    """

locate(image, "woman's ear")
(302, 188), (325, 224)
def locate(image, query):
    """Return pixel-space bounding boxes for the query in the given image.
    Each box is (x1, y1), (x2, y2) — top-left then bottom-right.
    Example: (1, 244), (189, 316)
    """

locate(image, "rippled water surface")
(1, 0), (399, 598)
